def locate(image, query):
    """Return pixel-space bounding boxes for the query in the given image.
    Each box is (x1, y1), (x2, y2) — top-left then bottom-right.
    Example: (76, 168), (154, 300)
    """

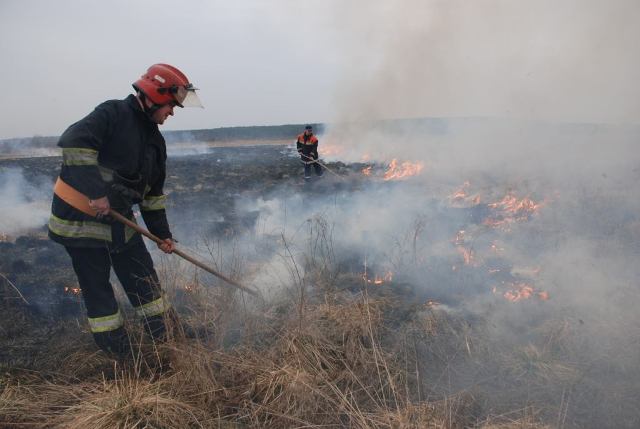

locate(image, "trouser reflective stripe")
(49, 214), (112, 241)
(88, 310), (124, 333)
(135, 296), (169, 318)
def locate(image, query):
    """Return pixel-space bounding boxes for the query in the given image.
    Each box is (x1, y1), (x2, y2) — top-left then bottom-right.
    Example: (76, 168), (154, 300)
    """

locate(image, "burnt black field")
(0, 144), (364, 313)
(2, 133), (640, 427)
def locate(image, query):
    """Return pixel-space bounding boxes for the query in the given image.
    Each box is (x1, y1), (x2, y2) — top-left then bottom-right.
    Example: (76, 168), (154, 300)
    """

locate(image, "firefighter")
(296, 125), (323, 180)
(48, 64), (202, 360)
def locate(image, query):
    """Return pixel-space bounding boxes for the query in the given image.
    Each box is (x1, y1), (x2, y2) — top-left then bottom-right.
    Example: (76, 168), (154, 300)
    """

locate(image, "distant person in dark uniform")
(296, 125), (323, 180)
(48, 64), (202, 361)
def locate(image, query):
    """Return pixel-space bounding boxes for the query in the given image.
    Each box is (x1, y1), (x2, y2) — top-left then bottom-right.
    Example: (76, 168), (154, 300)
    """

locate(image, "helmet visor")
(175, 85), (203, 108)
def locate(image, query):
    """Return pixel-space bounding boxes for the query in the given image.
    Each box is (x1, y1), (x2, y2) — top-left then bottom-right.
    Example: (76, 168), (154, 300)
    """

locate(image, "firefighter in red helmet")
(48, 64), (202, 361)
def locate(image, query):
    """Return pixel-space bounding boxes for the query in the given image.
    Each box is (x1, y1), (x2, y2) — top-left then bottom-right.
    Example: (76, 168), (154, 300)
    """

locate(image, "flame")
(362, 271), (393, 285)
(383, 159), (424, 181)
(452, 230), (476, 266)
(183, 283), (197, 292)
(449, 181), (481, 206)
(64, 285), (81, 296)
(0, 233), (9, 242)
(362, 166), (373, 176)
(494, 281), (549, 302)
(484, 193), (543, 229)
(538, 291), (550, 301)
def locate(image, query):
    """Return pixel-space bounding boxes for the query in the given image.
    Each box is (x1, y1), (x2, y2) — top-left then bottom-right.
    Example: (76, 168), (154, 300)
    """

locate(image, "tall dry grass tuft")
(53, 371), (208, 429)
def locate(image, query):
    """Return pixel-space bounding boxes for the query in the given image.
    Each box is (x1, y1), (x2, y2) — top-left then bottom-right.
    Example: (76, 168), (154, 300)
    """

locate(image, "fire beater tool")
(108, 210), (260, 298)
(53, 177), (260, 297)
(300, 153), (344, 178)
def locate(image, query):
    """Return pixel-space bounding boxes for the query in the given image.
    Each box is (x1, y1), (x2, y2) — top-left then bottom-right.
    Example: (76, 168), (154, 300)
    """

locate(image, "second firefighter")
(296, 125), (323, 180)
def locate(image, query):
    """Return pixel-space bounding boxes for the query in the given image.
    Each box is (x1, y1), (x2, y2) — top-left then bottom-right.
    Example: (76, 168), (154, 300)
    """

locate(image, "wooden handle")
(108, 209), (260, 297)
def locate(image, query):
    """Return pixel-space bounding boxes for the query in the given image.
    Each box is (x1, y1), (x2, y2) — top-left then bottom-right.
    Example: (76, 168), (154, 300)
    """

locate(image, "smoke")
(328, 0), (640, 125)
(0, 168), (52, 237)
(0, 137), (60, 159)
(316, 0), (640, 183)
(161, 3), (640, 419)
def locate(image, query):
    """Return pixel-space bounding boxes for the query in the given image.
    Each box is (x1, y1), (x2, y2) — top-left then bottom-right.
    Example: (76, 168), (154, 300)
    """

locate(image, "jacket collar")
(125, 94), (156, 123)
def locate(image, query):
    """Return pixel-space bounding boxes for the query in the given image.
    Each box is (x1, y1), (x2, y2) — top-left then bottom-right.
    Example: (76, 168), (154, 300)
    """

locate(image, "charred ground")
(1, 138), (639, 428)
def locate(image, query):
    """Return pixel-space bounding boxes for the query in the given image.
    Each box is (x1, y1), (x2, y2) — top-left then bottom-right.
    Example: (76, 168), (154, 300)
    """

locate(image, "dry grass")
(0, 229), (577, 429)
(1, 286), (485, 428)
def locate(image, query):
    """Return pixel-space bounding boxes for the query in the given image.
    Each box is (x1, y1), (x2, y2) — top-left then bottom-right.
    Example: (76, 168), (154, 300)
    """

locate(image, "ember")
(64, 285), (81, 296)
(361, 166), (372, 176)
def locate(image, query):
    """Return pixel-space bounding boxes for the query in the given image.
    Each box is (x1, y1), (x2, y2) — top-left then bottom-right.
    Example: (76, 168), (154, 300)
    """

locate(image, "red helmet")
(133, 64), (202, 108)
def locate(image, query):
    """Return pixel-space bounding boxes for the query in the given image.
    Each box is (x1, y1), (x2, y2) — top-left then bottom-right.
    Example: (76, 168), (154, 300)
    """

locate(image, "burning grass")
(3, 146), (640, 427)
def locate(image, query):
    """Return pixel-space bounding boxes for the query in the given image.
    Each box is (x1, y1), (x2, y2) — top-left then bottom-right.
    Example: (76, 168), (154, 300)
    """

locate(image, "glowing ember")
(64, 286), (81, 296)
(382, 159), (424, 181)
(362, 166), (373, 176)
(362, 271), (393, 285)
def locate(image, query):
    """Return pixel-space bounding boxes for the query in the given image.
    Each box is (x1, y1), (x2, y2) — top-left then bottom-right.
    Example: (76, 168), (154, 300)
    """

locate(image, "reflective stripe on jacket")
(49, 94), (172, 248)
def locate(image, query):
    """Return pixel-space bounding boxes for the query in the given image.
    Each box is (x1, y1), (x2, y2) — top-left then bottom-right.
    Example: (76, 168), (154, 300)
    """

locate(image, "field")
(1, 129), (639, 428)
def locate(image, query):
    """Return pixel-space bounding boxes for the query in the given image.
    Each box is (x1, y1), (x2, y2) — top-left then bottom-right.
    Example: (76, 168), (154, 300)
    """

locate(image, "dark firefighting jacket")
(296, 133), (319, 161)
(48, 94), (171, 249)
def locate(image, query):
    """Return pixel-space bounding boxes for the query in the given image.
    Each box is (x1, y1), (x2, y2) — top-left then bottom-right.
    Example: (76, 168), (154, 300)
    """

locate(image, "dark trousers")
(304, 162), (323, 178)
(300, 151), (323, 178)
(65, 236), (167, 358)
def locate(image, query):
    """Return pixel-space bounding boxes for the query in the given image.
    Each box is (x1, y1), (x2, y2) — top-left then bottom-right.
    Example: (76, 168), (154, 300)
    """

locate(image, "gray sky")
(1, 0), (638, 139)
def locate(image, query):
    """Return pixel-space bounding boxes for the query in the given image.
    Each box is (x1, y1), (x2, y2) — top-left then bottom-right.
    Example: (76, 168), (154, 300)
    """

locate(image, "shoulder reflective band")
(88, 310), (124, 333)
(53, 177), (97, 217)
(135, 296), (169, 318)
(62, 148), (99, 166)
(48, 214), (112, 241)
(140, 195), (166, 211)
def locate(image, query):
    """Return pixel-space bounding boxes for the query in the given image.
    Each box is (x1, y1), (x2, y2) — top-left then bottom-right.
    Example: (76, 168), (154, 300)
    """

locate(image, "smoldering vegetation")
(1, 118), (639, 427)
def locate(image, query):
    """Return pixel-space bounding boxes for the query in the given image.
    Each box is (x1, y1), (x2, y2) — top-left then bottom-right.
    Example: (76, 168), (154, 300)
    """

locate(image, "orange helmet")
(133, 64), (202, 108)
